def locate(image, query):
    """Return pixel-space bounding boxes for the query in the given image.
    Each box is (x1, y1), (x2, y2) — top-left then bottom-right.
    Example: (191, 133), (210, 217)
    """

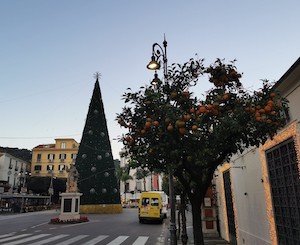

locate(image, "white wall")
(231, 149), (271, 245)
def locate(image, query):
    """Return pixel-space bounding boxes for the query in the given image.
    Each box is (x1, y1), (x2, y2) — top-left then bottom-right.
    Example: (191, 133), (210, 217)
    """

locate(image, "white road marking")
(30, 234), (70, 245)
(0, 234), (31, 243)
(55, 235), (89, 245)
(81, 235), (109, 245)
(106, 236), (129, 245)
(0, 233), (15, 239)
(3, 234), (50, 245)
(132, 236), (149, 245)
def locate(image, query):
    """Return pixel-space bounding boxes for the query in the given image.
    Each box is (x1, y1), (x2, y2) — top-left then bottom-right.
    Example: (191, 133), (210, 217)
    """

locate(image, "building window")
(266, 138), (299, 244)
(34, 165), (42, 172)
(37, 154), (42, 162)
(47, 165), (54, 173)
(48, 154), (55, 162)
(59, 153), (66, 162)
(9, 158), (13, 169)
(61, 142), (66, 149)
(59, 165), (66, 171)
(71, 153), (77, 159)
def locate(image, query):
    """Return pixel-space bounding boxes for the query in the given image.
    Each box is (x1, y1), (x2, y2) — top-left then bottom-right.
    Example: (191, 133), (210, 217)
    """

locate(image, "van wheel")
(139, 219), (144, 224)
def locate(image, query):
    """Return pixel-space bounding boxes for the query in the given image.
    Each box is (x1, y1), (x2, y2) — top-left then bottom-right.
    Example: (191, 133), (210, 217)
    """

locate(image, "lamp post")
(48, 172), (54, 205)
(147, 37), (177, 245)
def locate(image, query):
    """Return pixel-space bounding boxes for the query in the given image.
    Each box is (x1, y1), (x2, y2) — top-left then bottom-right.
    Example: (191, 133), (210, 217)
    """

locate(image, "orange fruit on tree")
(264, 105), (272, 113)
(199, 106), (206, 113)
(267, 100), (274, 106)
(153, 121), (159, 126)
(270, 92), (277, 98)
(178, 127), (186, 134)
(183, 114), (191, 121)
(167, 124), (174, 131)
(170, 92), (177, 99)
(256, 116), (262, 122)
(145, 121), (151, 128)
(192, 125), (198, 131)
(206, 104), (213, 110)
(223, 93), (230, 101)
(259, 109), (265, 114)
(176, 120), (185, 128)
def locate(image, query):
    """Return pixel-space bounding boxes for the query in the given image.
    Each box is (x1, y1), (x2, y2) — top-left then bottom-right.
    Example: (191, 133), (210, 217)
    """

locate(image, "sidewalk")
(166, 208), (229, 245)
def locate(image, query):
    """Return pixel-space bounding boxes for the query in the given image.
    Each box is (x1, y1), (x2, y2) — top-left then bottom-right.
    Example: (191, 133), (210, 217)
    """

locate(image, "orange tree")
(117, 58), (288, 244)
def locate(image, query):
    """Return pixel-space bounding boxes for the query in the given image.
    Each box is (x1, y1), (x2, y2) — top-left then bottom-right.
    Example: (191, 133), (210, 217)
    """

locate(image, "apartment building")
(119, 150), (163, 205)
(0, 152), (30, 193)
(31, 138), (79, 179)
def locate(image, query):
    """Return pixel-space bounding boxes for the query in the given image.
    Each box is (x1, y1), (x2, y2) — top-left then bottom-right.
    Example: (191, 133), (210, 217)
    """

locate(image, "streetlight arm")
(147, 39), (168, 78)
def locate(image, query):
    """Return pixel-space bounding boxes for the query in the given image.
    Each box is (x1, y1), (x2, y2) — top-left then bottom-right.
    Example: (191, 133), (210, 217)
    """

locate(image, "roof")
(33, 144), (55, 149)
(273, 57), (300, 90)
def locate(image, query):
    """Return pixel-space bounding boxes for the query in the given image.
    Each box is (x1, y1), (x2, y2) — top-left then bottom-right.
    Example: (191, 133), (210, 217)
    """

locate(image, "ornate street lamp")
(146, 36), (168, 78)
(147, 36), (177, 245)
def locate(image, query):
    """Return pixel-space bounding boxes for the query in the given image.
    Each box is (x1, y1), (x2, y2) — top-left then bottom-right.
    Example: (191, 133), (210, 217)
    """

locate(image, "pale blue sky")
(0, 0), (299, 159)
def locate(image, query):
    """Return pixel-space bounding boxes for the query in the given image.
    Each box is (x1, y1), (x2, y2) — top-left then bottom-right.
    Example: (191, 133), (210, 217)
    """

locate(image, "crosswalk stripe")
(55, 235), (89, 245)
(106, 236), (129, 245)
(81, 235), (109, 245)
(3, 234), (51, 245)
(0, 233), (15, 239)
(132, 236), (149, 245)
(0, 234), (31, 243)
(30, 234), (70, 245)
(0, 233), (150, 245)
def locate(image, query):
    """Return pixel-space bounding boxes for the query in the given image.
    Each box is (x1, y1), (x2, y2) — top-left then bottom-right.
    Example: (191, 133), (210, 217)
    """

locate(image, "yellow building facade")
(31, 138), (79, 179)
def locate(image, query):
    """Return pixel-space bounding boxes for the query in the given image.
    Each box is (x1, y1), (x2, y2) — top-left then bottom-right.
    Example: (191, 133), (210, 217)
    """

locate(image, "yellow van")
(138, 192), (164, 223)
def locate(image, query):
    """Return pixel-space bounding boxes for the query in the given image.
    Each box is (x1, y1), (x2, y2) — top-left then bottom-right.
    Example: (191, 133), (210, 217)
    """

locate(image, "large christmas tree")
(76, 76), (121, 213)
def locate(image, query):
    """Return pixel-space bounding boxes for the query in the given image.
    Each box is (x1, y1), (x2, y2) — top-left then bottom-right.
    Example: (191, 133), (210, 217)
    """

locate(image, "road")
(0, 209), (168, 244)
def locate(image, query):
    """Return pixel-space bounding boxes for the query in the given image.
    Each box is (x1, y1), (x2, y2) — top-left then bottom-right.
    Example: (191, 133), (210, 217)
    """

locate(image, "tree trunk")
(189, 193), (205, 245)
(177, 209), (181, 240)
(180, 193), (188, 245)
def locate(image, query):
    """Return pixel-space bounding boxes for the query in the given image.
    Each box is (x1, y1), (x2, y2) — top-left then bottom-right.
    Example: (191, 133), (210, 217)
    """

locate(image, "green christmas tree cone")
(76, 78), (122, 214)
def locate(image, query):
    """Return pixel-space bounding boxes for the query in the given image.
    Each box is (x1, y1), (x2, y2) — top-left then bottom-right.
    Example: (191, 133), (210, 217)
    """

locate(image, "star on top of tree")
(93, 72), (102, 80)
